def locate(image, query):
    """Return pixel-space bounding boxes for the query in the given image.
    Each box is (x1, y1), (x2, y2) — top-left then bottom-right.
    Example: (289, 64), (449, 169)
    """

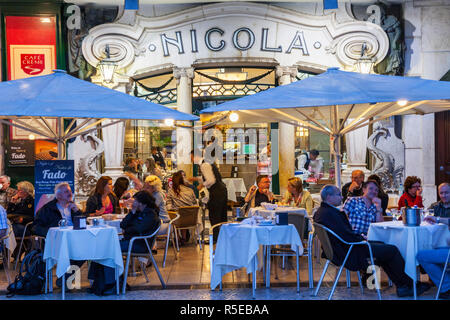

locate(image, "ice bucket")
(401, 207), (422, 226)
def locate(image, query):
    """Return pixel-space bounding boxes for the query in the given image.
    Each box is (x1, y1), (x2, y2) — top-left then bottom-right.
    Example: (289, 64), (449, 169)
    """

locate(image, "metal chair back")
(122, 223), (166, 294)
(312, 222), (334, 262)
(174, 206), (199, 228)
(435, 248), (450, 300)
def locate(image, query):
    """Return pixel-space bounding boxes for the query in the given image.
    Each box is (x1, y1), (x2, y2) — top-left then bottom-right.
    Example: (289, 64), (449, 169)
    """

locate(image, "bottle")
(398, 183), (404, 195)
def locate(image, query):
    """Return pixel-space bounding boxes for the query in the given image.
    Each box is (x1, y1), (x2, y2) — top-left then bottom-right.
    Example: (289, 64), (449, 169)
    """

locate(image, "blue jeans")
(417, 248), (450, 293)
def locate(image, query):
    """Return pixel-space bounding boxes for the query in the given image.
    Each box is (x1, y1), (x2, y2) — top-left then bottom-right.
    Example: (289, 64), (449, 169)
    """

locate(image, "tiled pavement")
(0, 237), (442, 301)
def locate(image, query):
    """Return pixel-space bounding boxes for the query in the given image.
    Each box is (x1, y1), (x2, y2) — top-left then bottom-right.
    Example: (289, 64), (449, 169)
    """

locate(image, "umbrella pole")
(57, 117), (65, 160)
(332, 105), (342, 189)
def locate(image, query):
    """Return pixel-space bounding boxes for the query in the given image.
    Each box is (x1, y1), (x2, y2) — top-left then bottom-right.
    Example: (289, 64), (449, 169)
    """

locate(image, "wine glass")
(390, 209), (400, 221)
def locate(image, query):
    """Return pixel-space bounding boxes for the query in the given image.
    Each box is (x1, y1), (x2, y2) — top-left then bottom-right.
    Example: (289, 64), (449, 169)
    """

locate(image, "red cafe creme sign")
(21, 54), (45, 75)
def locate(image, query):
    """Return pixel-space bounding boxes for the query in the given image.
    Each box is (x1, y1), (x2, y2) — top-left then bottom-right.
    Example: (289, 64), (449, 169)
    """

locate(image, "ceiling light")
(164, 119), (174, 126)
(397, 99), (408, 106)
(229, 112), (239, 122)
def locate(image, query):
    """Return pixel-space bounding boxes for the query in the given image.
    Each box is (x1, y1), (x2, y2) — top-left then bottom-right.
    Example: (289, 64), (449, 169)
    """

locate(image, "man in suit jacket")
(313, 184), (430, 297)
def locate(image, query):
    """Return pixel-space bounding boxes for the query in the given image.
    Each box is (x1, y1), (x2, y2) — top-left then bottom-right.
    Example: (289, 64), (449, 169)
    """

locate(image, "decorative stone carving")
(75, 132), (104, 196)
(82, 2), (389, 75)
(68, 4), (118, 80)
(367, 121), (405, 192)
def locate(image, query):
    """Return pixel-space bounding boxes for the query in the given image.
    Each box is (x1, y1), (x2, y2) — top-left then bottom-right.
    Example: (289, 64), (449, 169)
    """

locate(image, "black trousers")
(363, 241), (412, 288)
(207, 183), (228, 243)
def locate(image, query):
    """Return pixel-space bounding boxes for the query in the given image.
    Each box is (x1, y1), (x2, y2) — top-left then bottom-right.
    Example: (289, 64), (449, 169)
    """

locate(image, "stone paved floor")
(0, 238), (442, 301)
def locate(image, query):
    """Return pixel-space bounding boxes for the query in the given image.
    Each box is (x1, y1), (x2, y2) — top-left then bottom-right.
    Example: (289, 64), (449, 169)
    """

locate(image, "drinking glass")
(58, 219), (67, 228)
(390, 209), (400, 221)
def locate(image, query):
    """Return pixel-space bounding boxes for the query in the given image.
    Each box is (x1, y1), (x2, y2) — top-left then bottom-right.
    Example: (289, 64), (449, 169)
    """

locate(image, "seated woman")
(367, 174), (389, 215)
(113, 177), (130, 200)
(398, 176), (424, 209)
(145, 157), (162, 180)
(282, 177), (313, 239)
(85, 176), (119, 216)
(343, 179), (384, 236)
(143, 175), (169, 223)
(166, 170), (198, 244)
(7, 181), (35, 237)
(282, 177), (313, 216)
(166, 171), (197, 211)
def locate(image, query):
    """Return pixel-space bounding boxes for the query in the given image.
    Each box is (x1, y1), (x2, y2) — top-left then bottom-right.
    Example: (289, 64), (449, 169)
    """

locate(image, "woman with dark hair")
(398, 176), (424, 209)
(166, 171), (197, 211)
(368, 174), (389, 215)
(144, 157), (162, 179)
(113, 177), (130, 200)
(85, 176), (119, 216)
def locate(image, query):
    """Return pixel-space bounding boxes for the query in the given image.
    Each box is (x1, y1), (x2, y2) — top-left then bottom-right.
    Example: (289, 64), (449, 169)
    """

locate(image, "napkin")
(87, 225), (105, 236)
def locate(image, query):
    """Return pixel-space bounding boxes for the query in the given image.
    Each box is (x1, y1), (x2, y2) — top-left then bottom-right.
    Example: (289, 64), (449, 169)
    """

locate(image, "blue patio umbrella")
(0, 70), (198, 159)
(200, 68), (450, 187)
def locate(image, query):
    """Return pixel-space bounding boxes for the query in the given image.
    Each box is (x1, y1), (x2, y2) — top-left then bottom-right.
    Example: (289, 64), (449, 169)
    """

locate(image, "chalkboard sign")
(7, 140), (35, 166)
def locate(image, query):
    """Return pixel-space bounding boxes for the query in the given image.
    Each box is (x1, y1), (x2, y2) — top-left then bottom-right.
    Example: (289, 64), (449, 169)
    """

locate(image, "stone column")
(341, 120), (370, 184)
(91, 74), (130, 182)
(173, 67), (194, 177)
(276, 66), (298, 196)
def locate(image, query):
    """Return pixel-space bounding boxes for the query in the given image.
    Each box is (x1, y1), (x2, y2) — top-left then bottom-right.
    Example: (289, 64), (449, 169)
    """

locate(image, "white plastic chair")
(312, 222), (381, 300)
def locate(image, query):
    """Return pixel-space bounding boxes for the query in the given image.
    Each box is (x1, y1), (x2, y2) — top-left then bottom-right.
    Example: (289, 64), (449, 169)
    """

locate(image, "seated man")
(242, 175), (274, 214)
(343, 180), (384, 236)
(313, 184), (430, 297)
(428, 182), (450, 218)
(32, 182), (85, 288)
(417, 215), (450, 300)
(32, 182), (84, 236)
(342, 170), (365, 203)
(0, 175), (17, 211)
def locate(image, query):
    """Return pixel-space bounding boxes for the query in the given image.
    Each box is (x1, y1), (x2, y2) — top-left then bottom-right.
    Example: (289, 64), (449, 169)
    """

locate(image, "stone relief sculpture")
(367, 3), (404, 75)
(367, 122), (404, 192)
(67, 4), (118, 80)
(75, 132), (104, 196)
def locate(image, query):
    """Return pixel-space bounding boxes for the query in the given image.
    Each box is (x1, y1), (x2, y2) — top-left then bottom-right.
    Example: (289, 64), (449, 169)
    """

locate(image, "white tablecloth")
(43, 225), (124, 278)
(368, 221), (450, 281)
(4, 221), (17, 259)
(211, 223), (302, 290)
(248, 207), (310, 230)
(223, 178), (247, 202)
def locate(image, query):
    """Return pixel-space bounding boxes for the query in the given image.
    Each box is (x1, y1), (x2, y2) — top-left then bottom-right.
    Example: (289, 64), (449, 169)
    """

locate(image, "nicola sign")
(157, 28), (309, 57)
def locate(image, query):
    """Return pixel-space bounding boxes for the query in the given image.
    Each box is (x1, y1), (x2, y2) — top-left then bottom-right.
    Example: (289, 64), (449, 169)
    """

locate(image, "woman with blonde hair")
(7, 181), (35, 237)
(143, 175), (169, 223)
(283, 177), (313, 216)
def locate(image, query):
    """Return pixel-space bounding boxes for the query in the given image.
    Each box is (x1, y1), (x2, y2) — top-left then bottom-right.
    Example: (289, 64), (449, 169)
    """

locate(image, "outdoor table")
(368, 220), (450, 299)
(248, 206), (310, 230)
(210, 222), (302, 297)
(43, 225), (124, 299)
(222, 178), (247, 202)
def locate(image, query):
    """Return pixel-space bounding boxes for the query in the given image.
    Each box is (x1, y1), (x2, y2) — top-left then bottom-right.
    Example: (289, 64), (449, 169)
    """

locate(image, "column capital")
(173, 67), (195, 84)
(275, 66), (298, 79)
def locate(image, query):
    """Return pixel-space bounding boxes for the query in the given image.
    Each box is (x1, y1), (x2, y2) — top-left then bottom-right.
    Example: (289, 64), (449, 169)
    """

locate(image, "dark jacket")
(120, 206), (161, 247)
(428, 201), (450, 218)
(32, 199), (84, 237)
(7, 195), (35, 225)
(342, 182), (363, 203)
(313, 202), (369, 271)
(85, 193), (119, 215)
(379, 190), (389, 216)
